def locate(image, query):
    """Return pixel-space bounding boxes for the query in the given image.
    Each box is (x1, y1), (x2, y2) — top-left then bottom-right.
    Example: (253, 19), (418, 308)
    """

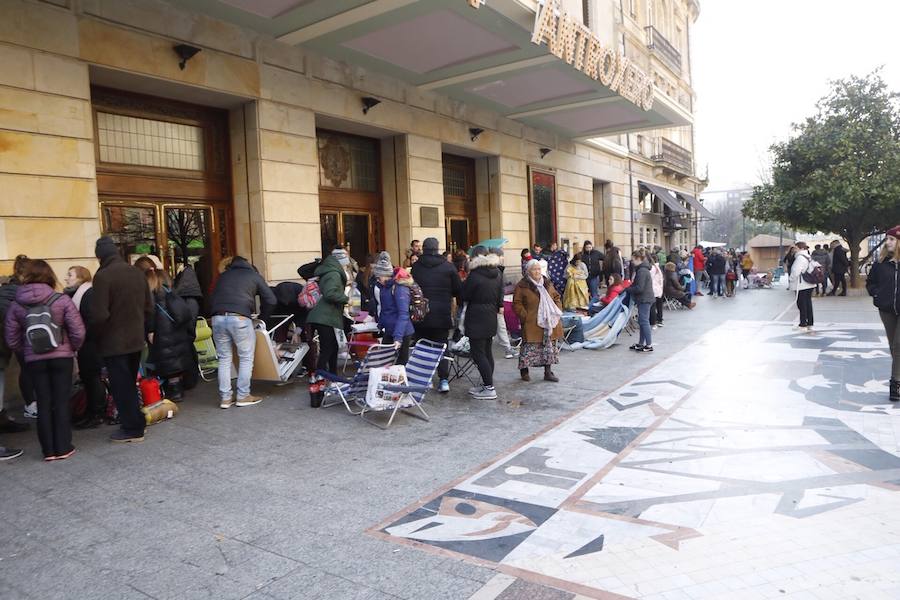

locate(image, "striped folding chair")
(358, 339), (446, 430)
(317, 344), (397, 414)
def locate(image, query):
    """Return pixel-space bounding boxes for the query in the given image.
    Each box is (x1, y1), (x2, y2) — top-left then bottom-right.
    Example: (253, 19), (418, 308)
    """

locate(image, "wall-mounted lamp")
(469, 127), (484, 142)
(539, 147), (552, 158)
(362, 96), (381, 115)
(173, 44), (201, 70)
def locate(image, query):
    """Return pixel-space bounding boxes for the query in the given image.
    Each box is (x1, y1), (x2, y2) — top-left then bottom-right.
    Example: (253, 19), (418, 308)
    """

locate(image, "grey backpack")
(24, 293), (64, 354)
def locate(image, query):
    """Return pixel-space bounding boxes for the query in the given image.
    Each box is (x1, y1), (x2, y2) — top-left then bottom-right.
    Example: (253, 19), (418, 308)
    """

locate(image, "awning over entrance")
(676, 192), (713, 219)
(639, 181), (689, 215)
(177, 0), (692, 138)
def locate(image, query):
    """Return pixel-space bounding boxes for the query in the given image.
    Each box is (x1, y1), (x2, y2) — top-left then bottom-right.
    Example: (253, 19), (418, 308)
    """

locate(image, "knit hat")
(331, 248), (350, 266)
(423, 237), (440, 255)
(372, 251), (393, 278)
(887, 225), (900, 238)
(95, 236), (119, 260)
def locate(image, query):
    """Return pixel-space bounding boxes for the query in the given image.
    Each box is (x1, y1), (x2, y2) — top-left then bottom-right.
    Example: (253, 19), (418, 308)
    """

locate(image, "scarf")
(72, 282), (91, 310)
(529, 274), (562, 333)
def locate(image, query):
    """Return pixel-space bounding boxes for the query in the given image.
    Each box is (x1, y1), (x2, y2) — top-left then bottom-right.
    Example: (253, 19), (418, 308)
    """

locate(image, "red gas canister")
(138, 376), (162, 406)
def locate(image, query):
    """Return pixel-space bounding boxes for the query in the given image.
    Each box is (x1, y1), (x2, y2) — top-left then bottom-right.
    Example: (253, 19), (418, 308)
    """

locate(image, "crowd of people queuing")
(1, 226), (897, 462)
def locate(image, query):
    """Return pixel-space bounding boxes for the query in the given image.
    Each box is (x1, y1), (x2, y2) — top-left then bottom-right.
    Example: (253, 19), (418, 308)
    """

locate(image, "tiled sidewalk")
(376, 321), (900, 600)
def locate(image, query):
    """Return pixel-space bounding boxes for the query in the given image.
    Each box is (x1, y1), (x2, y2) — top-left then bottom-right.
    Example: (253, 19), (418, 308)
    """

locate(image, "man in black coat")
(411, 237), (462, 392)
(828, 240), (849, 296)
(91, 237), (154, 443)
(579, 240), (606, 303)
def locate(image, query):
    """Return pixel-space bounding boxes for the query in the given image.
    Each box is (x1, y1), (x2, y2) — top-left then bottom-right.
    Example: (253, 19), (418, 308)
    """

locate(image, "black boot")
(543, 367), (559, 383)
(891, 379), (900, 402)
(520, 368), (530, 382)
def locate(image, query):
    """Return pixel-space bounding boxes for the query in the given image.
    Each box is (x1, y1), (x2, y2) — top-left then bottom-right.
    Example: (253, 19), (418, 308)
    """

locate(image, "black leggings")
(314, 324), (339, 374)
(14, 352), (36, 406)
(469, 337), (495, 387)
(381, 334), (411, 365)
(106, 352), (144, 437)
(650, 298), (664, 325)
(797, 288), (814, 327)
(27, 357), (74, 458)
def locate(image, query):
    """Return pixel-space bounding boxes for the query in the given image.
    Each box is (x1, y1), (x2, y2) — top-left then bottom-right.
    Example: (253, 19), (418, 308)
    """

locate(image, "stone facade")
(0, 0), (704, 282)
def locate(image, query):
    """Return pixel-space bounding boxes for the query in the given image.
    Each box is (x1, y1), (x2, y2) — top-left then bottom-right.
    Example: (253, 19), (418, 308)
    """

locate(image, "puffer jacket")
(866, 257), (900, 315)
(664, 271), (686, 298)
(174, 265), (204, 321)
(811, 249), (831, 273)
(790, 250), (817, 292)
(147, 287), (194, 376)
(374, 277), (415, 340)
(5, 283), (85, 363)
(707, 253), (726, 275)
(306, 256), (349, 330)
(628, 262), (655, 304)
(462, 254), (504, 338)
(210, 257), (276, 320)
(650, 263), (664, 298)
(693, 248), (706, 272)
(580, 249), (605, 278)
(411, 251), (462, 330)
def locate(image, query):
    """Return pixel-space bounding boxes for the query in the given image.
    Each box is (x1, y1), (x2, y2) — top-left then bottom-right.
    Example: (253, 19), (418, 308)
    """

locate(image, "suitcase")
(142, 399), (178, 426)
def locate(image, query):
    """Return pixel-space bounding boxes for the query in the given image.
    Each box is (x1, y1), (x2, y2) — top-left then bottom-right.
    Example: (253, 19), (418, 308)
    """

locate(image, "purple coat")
(4, 283), (85, 363)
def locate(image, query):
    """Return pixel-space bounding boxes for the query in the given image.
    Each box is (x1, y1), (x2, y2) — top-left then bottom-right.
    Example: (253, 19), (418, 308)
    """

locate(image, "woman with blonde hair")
(64, 265), (106, 428)
(866, 225), (900, 402)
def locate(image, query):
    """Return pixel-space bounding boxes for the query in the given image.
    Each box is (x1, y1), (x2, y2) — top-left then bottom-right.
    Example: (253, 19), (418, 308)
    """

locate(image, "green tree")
(743, 71), (900, 286)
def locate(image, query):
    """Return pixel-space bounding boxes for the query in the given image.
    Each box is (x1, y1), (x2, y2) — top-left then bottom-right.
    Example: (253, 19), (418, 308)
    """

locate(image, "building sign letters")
(531, 0), (654, 111)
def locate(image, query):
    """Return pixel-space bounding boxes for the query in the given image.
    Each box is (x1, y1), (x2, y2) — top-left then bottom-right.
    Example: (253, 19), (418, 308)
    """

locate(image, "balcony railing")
(652, 137), (693, 177)
(645, 26), (681, 73)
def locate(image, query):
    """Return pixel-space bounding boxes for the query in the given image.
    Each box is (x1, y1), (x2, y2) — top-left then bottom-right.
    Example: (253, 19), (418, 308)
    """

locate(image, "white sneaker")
(468, 386), (484, 396)
(438, 379), (450, 393)
(652, 325), (658, 330)
(473, 387), (498, 400)
(504, 349), (516, 359)
(805, 326), (815, 334)
(23, 402), (37, 419)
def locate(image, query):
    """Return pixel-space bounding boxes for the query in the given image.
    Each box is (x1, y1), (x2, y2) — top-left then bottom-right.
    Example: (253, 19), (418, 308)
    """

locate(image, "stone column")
(0, 39), (100, 275)
(495, 156), (529, 270)
(389, 134), (444, 255)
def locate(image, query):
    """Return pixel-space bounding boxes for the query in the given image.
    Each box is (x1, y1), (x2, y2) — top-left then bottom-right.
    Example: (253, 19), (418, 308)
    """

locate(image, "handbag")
(726, 272), (737, 281)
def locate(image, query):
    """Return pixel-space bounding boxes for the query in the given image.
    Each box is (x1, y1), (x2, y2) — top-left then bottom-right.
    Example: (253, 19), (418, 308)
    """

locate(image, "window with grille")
(97, 112), (204, 171)
(442, 166), (467, 198)
(317, 131), (379, 192)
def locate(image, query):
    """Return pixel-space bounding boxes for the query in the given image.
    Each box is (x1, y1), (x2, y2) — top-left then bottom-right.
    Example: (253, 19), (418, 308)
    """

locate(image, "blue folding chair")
(358, 339), (446, 429)
(317, 344), (397, 414)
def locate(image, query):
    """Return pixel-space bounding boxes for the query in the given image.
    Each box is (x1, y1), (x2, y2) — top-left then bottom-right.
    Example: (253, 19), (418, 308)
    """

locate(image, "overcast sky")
(691, 0), (900, 200)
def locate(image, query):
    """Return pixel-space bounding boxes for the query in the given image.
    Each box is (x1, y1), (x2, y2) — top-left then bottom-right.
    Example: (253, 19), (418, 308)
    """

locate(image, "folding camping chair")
(664, 296), (685, 311)
(447, 337), (478, 386)
(242, 315), (309, 383)
(583, 303), (633, 350)
(317, 343), (397, 414)
(194, 317), (218, 381)
(358, 339), (445, 429)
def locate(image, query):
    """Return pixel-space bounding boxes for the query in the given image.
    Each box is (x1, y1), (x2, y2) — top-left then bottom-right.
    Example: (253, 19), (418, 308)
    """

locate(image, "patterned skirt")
(518, 339), (560, 369)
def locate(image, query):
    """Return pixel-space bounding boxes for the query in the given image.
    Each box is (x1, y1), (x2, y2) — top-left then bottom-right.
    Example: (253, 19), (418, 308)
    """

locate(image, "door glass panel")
(342, 213), (370, 266)
(532, 172), (556, 248)
(448, 219), (469, 253)
(102, 205), (158, 260)
(165, 207), (211, 282)
(321, 213), (338, 257)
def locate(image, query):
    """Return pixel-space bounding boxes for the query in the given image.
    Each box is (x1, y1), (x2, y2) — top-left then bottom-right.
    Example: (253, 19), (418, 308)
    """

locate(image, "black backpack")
(24, 293), (64, 354)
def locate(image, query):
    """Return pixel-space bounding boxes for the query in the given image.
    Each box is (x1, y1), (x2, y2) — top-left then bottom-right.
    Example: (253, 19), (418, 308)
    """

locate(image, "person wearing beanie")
(89, 236), (154, 443)
(866, 224), (900, 402)
(411, 237), (461, 392)
(373, 257), (415, 365)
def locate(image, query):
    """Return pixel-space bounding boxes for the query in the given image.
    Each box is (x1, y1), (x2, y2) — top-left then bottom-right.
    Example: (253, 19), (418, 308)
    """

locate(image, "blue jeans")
(587, 275), (600, 303)
(711, 274), (726, 297)
(638, 302), (652, 347)
(212, 315), (256, 401)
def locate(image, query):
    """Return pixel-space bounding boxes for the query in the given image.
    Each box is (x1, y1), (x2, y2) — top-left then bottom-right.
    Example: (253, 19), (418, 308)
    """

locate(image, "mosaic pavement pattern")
(370, 321), (900, 599)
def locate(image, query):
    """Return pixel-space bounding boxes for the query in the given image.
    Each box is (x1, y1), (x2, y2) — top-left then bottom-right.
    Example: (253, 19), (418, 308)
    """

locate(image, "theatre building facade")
(0, 0), (706, 284)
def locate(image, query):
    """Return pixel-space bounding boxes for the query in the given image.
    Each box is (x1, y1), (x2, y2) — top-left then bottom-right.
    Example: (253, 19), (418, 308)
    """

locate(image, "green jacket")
(306, 256), (349, 329)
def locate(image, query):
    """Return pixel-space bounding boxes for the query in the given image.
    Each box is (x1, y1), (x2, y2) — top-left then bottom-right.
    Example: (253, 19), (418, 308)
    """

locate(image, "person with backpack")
(866, 225), (900, 402)
(306, 248), (350, 377)
(209, 255), (277, 409)
(411, 238), (461, 393)
(91, 237), (155, 443)
(648, 254), (665, 329)
(463, 246), (504, 400)
(0, 278), (25, 460)
(790, 241), (816, 333)
(5, 260), (85, 460)
(371, 253), (414, 365)
(63, 265), (105, 429)
(810, 244), (832, 296)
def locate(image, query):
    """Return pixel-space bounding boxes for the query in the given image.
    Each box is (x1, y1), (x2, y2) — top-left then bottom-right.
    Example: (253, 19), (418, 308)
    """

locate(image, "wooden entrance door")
(92, 86), (233, 296)
(442, 154), (477, 252)
(317, 130), (383, 263)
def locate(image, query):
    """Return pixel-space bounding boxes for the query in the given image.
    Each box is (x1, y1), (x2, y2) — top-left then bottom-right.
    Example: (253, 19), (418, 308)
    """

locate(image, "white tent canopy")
(698, 241), (727, 248)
